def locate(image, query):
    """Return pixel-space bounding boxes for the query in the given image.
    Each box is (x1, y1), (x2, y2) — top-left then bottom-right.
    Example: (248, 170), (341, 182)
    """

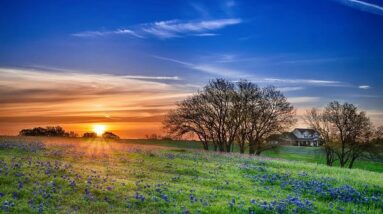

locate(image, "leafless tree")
(245, 86), (295, 155)
(235, 80), (261, 153)
(305, 108), (338, 166)
(307, 101), (380, 168)
(199, 79), (239, 152)
(164, 79), (295, 153)
(324, 101), (373, 168)
(163, 94), (212, 150)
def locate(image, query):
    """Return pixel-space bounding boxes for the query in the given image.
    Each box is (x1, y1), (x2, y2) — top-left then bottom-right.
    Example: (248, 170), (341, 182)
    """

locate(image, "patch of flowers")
(0, 139), (45, 152)
(241, 162), (383, 212)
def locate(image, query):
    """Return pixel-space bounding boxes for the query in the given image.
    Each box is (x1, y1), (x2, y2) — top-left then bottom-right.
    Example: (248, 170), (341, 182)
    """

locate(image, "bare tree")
(305, 108), (337, 166)
(164, 79), (295, 154)
(323, 101), (373, 168)
(199, 79), (239, 152)
(164, 94), (212, 150)
(235, 80), (262, 153)
(246, 86), (296, 155)
(307, 101), (380, 168)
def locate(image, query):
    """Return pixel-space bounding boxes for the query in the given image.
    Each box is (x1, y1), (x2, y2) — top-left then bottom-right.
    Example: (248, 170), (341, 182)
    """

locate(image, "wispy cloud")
(288, 97), (321, 104)
(277, 87), (305, 92)
(152, 55), (348, 88)
(72, 18), (242, 39)
(152, 55), (243, 76)
(262, 78), (344, 86)
(27, 65), (180, 81)
(358, 85), (371, 89)
(335, 0), (383, 16)
(0, 67), (195, 137)
(72, 28), (144, 38)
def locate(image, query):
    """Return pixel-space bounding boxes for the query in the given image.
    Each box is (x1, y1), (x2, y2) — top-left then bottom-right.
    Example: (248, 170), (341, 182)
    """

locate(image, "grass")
(0, 136), (382, 213)
(124, 139), (383, 173)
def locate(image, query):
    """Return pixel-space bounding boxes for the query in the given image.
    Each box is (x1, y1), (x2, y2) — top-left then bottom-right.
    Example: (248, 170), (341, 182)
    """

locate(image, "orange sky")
(1, 67), (382, 138)
(0, 68), (195, 138)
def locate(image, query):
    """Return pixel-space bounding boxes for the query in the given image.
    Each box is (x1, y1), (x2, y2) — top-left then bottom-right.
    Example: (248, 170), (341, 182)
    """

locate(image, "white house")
(290, 128), (321, 147)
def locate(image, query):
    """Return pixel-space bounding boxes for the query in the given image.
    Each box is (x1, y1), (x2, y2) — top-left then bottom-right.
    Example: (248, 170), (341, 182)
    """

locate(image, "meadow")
(0, 136), (382, 213)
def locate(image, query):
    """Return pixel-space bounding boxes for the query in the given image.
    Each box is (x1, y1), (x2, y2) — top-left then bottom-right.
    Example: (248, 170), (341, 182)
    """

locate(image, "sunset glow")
(93, 124), (106, 136)
(0, 1), (382, 139)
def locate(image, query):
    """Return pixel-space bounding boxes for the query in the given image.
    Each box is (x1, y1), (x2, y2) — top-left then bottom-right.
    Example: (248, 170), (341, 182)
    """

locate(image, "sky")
(1, 0), (383, 138)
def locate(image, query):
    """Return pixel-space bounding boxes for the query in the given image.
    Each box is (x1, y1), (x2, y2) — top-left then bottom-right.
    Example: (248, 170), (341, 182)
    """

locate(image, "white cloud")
(277, 87), (305, 92)
(262, 78), (343, 86)
(152, 55), (243, 76)
(72, 18), (241, 39)
(152, 55), (348, 88)
(358, 85), (371, 89)
(288, 97), (321, 104)
(122, 75), (180, 80)
(71, 29), (143, 38)
(335, 0), (383, 16)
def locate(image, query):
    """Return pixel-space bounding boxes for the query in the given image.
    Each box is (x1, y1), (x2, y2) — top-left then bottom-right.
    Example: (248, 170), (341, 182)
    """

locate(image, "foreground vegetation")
(0, 136), (382, 213)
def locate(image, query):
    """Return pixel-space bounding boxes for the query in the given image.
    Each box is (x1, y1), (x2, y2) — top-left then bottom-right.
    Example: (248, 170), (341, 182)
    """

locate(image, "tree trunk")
(348, 156), (357, 169)
(226, 143), (231, 153)
(255, 141), (262, 155)
(218, 143), (225, 152)
(239, 144), (245, 154)
(249, 142), (256, 155)
(325, 147), (334, 166)
(202, 142), (209, 150)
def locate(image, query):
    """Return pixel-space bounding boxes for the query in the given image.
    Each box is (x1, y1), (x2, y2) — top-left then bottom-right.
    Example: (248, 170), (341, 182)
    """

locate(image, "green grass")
(122, 138), (383, 173)
(0, 136), (382, 213)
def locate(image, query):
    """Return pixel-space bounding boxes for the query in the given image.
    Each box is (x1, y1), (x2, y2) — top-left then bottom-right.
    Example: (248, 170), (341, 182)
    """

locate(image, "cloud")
(152, 55), (243, 76)
(262, 78), (344, 86)
(152, 55), (348, 87)
(71, 29), (144, 38)
(358, 85), (371, 89)
(0, 67), (192, 118)
(288, 97), (321, 104)
(72, 18), (241, 39)
(335, 0), (383, 16)
(277, 87), (305, 92)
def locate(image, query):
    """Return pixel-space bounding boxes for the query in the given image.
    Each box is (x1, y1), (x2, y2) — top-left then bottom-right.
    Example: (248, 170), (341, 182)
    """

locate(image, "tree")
(164, 79), (241, 152)
(19, 126), (77, 137)
(235, 80), (262, 153)
(305, 108), (337, 166)
(164, 78), (295, 153)
(164, 94), (212, 150)
(306, 101), (380, 168)
(65, 131), (78, 138)
(200, 79), (239, 152)
(45, 126), (66, 136)
(324, 101), (373, 168)
(245, 86), (295, 155)
(102, 132), (120, 140)
(82, 132), (97, 138)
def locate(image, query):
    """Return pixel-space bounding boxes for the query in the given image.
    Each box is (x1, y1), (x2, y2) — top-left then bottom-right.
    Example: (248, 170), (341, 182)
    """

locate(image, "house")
(290, 128), (321, 147)
(266, 128), (322, 147)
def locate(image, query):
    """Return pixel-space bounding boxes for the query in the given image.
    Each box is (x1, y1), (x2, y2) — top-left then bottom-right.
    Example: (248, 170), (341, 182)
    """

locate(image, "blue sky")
(1, 0), (383, 136)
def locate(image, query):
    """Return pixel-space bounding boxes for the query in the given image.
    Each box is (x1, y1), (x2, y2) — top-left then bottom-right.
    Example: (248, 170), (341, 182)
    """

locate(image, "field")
(0, 136), (382, 213)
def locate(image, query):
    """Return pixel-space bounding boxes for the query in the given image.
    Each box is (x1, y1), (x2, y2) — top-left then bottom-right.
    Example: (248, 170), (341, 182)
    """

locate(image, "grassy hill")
(0, 136), (382, 213)
(122, 139), (383, 173)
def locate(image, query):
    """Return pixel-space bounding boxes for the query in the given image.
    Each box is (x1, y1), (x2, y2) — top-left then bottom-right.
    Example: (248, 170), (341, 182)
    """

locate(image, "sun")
(93, 124), (106, 136)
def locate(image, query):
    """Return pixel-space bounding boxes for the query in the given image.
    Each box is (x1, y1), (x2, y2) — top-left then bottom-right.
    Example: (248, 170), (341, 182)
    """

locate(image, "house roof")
(292, 128), (320, 141)
(293, 128), (317, 135)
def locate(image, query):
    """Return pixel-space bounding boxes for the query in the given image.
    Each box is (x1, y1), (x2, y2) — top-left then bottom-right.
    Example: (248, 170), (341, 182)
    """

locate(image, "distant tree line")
(305, 101), (383, 168)
(82, 131), (120, 139)
(19, 126), (120, 140)
(164, 78), (295, 154)
(19, 126), (78, 137)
